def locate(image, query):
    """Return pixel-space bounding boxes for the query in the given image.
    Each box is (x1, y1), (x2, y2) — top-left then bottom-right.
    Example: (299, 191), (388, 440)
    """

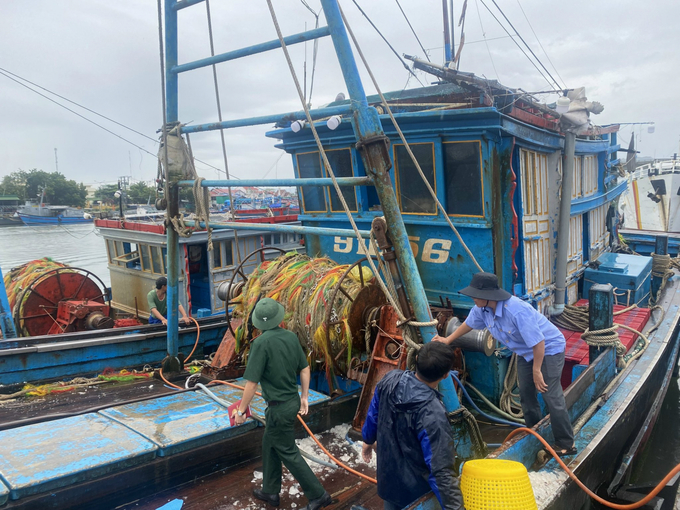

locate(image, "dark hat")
(459, 272), (511, 301)
(252, 298), (285, 331)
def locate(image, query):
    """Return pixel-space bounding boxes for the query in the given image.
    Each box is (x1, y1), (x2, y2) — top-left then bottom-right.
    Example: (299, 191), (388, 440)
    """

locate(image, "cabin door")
(519, 149), (551, 295)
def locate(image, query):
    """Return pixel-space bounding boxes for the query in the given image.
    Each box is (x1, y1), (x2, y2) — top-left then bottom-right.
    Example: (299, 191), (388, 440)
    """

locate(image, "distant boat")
(16, 203), (92, 225)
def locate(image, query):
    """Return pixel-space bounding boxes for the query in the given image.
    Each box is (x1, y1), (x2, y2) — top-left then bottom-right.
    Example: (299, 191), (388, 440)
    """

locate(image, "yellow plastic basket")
(460, 459), (537, 510)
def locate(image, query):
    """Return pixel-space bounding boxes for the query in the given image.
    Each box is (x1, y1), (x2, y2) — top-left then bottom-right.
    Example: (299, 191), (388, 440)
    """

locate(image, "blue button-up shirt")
(464, 296), (565, 361)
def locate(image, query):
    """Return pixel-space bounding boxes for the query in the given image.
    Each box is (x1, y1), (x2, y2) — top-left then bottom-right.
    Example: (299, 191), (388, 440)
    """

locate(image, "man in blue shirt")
(434, 272), (575, 456)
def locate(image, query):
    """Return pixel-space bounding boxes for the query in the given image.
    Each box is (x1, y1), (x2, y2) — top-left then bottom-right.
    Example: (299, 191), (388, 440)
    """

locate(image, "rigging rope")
(337, 3), (485, 274)
(264, 0), (435, 344)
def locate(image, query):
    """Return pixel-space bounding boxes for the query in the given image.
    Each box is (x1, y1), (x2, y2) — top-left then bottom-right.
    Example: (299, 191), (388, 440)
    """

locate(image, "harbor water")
(0, 224), (678, 501)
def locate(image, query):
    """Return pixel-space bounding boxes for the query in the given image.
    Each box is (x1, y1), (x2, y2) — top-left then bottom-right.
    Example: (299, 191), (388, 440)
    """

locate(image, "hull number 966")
(333, 236), (452, 264)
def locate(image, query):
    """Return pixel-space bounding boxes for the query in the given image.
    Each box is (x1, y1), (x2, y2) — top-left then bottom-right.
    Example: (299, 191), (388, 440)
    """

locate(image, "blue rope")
(449, 371), (522, 428)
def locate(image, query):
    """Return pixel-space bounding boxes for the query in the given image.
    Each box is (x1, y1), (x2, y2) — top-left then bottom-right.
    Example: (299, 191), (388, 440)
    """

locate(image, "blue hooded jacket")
(362, 370), (465, 509)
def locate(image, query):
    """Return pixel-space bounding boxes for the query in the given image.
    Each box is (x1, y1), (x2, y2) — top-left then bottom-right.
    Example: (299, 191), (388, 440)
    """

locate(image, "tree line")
(1, 169), (157, 207)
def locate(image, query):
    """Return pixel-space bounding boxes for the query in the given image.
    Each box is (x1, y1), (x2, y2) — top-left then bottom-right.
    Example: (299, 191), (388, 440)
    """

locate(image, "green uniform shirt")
(147, 289), (167, 316)
(243, 327), (308, 403)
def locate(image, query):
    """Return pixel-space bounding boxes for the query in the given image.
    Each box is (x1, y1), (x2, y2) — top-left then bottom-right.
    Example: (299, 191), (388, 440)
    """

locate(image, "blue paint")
(172, 27), (331, 74)
(0, 414), (157, 500)
(0, 266), (17, 339)
(178, 176), (370, 188)
(156, 499), (184, 510)
(183, 219), (371, 239)
(181, 104), (352, 134)
(583, 253), (652, 307)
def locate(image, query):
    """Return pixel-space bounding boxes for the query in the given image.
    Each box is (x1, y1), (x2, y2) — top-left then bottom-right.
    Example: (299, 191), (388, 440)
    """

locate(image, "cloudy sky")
(1, 0), (678, 187)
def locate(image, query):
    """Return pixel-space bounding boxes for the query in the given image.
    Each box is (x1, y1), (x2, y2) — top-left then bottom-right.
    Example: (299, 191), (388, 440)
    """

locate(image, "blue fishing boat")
(0, 2), (677, 509)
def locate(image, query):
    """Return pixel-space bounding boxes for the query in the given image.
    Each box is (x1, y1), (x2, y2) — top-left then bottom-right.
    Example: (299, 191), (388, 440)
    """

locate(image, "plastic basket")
(460, 459), (537, 509)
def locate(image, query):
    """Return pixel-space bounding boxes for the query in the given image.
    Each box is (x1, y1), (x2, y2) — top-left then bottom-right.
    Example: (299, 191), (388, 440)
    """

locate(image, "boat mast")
(442, 0), (452, 65)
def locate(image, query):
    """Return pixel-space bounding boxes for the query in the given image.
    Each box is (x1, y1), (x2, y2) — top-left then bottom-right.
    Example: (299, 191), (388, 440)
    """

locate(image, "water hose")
(505, 427), (680, 509)
(450, 371), (523, 428)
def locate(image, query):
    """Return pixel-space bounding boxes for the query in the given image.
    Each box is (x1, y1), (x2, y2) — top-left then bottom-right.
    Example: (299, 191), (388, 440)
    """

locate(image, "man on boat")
(147, 276), (190, 326)
(361, 341), (466, 510)
(434, 272), (576, 457)
(232, 298), (331, 510)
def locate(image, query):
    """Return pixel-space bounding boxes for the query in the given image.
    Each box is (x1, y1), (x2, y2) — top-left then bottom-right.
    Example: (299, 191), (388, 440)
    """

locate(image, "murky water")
(0, 223), (110, 286)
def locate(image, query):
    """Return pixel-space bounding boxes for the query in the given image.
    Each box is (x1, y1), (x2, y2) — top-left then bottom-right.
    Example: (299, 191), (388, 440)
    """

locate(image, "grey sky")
(1, 0), (678, 187)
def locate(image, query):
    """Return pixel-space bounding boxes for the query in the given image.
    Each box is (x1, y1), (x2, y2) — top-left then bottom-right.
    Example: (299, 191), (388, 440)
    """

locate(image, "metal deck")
(0, 379), (329, 505)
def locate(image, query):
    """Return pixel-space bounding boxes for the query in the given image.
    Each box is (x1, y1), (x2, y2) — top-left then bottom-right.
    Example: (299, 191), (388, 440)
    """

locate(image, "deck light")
(648, 124), (655, 134)
(327, 115), (342, 130)
(291, 120), (305, 133)
(556, 92), (570, 114)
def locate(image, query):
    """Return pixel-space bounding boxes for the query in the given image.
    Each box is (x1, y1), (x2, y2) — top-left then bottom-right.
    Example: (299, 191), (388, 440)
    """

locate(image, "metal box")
(583, 253), (652, 306)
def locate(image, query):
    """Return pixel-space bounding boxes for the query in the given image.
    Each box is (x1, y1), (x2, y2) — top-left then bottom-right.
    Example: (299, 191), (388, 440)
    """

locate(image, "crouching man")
(361, 342), (465, 510)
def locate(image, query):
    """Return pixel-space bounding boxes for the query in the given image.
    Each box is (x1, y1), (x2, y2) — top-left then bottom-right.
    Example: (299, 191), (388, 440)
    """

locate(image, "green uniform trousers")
(261, 396), (325, 499)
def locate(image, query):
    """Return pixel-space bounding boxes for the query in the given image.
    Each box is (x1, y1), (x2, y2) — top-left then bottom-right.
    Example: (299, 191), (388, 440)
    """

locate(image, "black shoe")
(302, 491), (332, 510)
(253, 488), (280, 507)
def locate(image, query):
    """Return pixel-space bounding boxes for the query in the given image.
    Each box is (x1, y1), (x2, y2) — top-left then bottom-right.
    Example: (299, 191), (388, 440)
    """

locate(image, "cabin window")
(213, 242), (222, 269)
(106, 240), (115, 264)
(224, 241), (234, 266)
(520, 149), (550, 295)
(326, 149), (358, 212)
(140, 244), (151, 272)
(582, 156), (598, 197)
(111, 242), (141, 269)
(567, 214), (584, 275)
(443, 141), (484, 216)
(572, 157), (582, 199)
(150, 246), (163, 274)
(297, 152), (327, 213)
(395, 143), (436, 214)
(589, 204), (609, 260)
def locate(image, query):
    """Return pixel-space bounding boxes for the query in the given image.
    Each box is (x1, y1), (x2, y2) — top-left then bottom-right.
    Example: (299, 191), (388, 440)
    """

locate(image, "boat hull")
(17, 213), (91, 226)
(0, 318), (227, 386)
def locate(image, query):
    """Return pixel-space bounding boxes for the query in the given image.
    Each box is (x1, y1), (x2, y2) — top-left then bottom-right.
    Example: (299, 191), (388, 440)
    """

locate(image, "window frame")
(442, 140), (485, 218)
(393, 141), (438, 216)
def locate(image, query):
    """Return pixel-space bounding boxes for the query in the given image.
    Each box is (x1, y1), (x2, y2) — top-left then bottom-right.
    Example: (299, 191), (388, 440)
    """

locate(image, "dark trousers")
(517, 351), (574, 449)
(383, 500), (401, 510)
(261, 396), (325, 500)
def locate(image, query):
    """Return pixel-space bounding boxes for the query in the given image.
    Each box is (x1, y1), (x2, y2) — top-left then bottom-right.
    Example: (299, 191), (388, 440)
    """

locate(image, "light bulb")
(648, 124), (655, 134)
(326, 115), (342, 130)
(556, 96), (571, 114)
(290, 120), (305, 133)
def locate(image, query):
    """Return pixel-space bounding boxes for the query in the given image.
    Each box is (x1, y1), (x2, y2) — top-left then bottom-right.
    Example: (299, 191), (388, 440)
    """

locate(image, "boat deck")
(117, 424), (380, 510)
(0, 379), (339, 509)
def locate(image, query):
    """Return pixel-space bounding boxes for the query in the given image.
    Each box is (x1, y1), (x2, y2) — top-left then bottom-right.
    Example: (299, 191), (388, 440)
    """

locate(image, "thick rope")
(649, 252), (673, 306)
(500, 353), (524, 419)
(264, 1), (435, 336)
(337, 3), (484, 274)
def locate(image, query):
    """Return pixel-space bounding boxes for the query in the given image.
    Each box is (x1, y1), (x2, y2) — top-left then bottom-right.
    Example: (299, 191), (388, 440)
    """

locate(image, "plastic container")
(460, 458), (537, 510)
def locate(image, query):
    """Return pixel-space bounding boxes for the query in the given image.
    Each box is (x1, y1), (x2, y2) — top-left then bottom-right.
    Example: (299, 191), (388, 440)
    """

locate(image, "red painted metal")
(559, 299), (652, 388)
(20, 272), (108, 337)
(507, 106), (559, 131)
(201, 318), (246, 380)
(47, 300), (112, 335)
(95, 219), (166, 234)
(351, 306), (409, 433)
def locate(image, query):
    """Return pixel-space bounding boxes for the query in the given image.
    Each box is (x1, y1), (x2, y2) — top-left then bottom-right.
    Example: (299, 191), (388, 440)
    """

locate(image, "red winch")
(3, 259), (114, 337)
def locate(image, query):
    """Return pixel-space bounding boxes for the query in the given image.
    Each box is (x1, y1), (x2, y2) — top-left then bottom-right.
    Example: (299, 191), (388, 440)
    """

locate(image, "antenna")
(54, 148), (59, 173)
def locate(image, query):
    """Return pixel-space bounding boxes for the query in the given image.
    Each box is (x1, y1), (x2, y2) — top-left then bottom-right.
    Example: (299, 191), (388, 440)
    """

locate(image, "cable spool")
(3, 258), (110, 337)
(446, 317), (496, 356)
(230, 253), (387, 374)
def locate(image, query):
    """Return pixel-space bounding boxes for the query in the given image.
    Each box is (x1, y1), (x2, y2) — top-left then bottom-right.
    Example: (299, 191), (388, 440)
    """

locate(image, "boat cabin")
(267, 82), (626, 312)
(95, 219), (302, 319)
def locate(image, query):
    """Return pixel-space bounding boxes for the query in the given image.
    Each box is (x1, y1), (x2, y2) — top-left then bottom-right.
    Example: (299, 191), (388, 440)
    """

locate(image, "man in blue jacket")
(361, 342), (465, 510)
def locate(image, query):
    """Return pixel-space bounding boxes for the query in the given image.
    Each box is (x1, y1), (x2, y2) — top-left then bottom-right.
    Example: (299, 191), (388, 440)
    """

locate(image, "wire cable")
(477, 0), (558, 91)
(489, 0), (562, 90)
(515, 0), (567, 89)
(473, 0), (500, 81)
(349, 0), (424, 86)
(394, 0), (431, 62)
(0, 67), (232, 178)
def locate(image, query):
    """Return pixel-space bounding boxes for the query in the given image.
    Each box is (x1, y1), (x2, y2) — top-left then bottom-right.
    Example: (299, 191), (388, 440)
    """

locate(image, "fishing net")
(3, 258), (69, 313)
(231, 253), (376, 376)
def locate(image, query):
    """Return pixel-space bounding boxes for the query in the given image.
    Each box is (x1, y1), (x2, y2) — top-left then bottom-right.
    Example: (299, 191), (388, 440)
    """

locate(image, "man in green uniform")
(232, 298), (331, 510)
(147, 276), (190, 326)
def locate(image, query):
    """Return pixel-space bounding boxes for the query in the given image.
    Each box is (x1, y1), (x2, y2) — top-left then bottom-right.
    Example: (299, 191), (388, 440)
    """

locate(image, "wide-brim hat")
(459, 272), (512, 301)
(252, 298), (285, 330)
